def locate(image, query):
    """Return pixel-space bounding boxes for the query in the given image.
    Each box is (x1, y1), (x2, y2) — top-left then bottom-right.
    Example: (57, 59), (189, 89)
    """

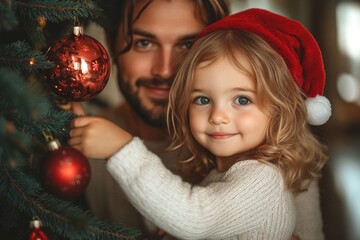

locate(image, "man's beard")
(118, 76), (169, 127)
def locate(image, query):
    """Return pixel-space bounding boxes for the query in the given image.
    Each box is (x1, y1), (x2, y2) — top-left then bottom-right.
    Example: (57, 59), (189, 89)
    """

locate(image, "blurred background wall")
(86, 1), (360, 239)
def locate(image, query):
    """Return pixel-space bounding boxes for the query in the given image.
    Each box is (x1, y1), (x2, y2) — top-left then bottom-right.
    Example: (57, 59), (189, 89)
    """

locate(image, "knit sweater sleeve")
(106, 137), (294, 239)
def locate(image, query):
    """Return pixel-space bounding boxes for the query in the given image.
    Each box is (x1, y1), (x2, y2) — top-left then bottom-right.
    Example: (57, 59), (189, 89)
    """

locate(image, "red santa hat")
(197, 8), (331, 125)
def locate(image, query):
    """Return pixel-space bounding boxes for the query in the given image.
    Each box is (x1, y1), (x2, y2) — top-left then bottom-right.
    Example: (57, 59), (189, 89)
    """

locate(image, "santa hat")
(197, 8), (331, 125)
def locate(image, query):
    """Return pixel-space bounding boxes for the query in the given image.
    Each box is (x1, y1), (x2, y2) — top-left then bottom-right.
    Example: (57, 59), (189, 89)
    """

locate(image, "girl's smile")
(207, 132), (238, 141)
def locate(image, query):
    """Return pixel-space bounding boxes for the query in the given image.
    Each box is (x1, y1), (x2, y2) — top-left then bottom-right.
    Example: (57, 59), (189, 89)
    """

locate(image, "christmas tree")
(0, 0), (140, 239)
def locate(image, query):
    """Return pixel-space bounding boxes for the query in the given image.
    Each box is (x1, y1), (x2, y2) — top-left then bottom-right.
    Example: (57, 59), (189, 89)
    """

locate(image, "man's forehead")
(132, 0), (205, 35)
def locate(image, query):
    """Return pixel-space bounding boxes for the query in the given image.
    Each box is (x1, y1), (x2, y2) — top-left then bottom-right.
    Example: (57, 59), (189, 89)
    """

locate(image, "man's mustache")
(136, 78), (172, 88)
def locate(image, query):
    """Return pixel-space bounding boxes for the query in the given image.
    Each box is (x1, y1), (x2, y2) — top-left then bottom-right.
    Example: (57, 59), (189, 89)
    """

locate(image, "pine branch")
(0, 1), (143, 239)
(0, 165), (141, 239)
(0, 129), (30, 168)
(24, 20), (47, 50)
(0, 67), (51, 117)
(0, 67), (42, 116)
(15, 0), (102, 23)
(0, 1), (19, 31)
(0, 43), (53, 72)
(0, 67), (74, 143)
(0, 198), (22, 232)
(5, 108), (76, 144)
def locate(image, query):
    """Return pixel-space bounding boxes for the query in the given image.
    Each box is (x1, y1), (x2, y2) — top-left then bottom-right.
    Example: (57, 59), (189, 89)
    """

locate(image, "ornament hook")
(73, 16), (80, 27)
(42, 130), (54, 142)
(73, 17), (83, 36)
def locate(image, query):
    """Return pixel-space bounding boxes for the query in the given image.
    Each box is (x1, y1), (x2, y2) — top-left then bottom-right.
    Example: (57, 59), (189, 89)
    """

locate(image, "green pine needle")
(15, 0), (102, 23)
(0, 2), (19, 31)
(0, 67), (52, 116)
(0, 42), (54, 72)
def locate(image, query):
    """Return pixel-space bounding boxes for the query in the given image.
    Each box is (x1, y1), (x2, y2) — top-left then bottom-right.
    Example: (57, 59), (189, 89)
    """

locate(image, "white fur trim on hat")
(305, 95), (331, 125)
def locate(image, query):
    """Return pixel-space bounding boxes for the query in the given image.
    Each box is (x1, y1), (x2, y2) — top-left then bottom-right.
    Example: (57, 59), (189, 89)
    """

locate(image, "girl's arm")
(106, 138), (295, 239)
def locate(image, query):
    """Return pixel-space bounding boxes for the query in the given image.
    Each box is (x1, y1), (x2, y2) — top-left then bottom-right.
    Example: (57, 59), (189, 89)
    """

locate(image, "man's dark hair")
(97, 0), (230, 58)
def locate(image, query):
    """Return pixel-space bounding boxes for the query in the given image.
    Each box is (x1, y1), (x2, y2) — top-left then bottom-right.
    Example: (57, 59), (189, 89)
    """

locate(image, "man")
(78, 1), (324, 239)
(84, 0), (230, 236)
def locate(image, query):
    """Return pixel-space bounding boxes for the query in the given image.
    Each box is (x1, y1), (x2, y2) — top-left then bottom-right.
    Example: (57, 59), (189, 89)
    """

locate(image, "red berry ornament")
(29, 218), (48, 240)
(41, 139), (91, 200)
(46, 26), (110, 101)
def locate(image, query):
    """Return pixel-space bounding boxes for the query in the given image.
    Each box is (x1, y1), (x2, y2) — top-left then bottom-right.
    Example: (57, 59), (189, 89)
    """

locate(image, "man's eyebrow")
(180, 33), (201, 41)
(132, 29), (200, 41)
(132, 29), (155, 39)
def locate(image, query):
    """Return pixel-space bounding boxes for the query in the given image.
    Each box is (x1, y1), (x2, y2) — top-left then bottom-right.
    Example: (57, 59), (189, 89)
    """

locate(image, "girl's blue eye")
(235, 96), (251, 105)
(194, 96), (210, 105)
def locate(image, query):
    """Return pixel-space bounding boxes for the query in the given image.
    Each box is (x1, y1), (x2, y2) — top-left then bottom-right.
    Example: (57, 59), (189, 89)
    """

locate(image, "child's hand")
(68, 116), (133, 160)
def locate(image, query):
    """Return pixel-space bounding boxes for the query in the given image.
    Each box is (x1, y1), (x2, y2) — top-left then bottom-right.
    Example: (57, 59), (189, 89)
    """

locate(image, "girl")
(69, 9), (331, 239)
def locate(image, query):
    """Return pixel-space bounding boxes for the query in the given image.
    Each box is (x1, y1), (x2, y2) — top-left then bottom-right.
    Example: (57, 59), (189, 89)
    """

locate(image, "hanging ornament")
(29, 217), (48, 240)
(46, 23), (110, 101)
(40, 135), (91, 200)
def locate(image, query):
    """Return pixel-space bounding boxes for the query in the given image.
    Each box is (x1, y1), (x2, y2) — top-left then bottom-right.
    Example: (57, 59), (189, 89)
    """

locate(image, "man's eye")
(182, 41), (193, 50)
(135, 39), (152, 48)
(235, 96), (251, 105)
(194, 96), (210, 105)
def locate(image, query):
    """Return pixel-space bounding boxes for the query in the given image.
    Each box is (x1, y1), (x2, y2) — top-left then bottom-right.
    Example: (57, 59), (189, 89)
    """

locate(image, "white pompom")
(305, 95), (332, 125)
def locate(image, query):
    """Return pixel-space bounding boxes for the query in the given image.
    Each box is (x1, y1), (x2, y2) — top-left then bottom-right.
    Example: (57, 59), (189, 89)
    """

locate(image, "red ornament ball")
(29, 218), (48, 240)
(46, 26), (110, 101)
(41, 140), (91, 200)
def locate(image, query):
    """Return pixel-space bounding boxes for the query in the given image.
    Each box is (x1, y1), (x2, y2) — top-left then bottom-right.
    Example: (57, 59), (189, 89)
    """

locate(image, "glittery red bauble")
(46, 26), (110, 101)
(41, 140), (91, 200)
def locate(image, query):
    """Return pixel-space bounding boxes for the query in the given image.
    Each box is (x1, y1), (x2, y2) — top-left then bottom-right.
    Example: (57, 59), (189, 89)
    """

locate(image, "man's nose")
(151, 47), (174, 80)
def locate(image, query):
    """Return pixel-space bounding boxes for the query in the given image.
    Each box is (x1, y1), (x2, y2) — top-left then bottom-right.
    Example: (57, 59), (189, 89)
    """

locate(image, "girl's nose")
(209, 106), (230, 125)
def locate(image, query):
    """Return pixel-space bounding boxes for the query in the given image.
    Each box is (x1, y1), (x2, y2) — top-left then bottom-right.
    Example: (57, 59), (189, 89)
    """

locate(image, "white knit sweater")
(106, 137), (296, 240)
